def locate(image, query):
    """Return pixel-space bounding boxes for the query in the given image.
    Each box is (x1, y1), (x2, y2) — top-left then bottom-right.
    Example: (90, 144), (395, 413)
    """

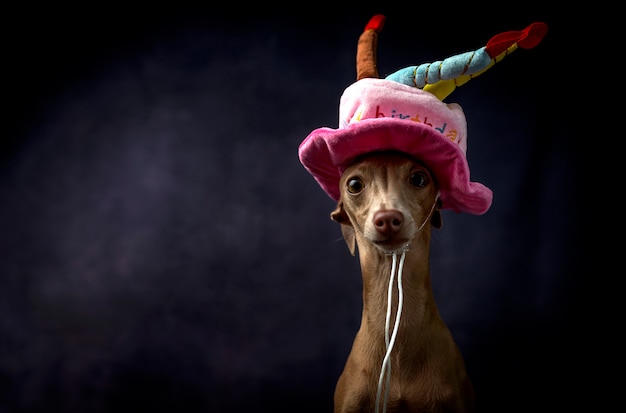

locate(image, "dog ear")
(340, 224), (357, 256)
(331, 202), (357, 255)
(431, 197), (443, 229)
(330, 202), (350, 224)
(431, 210), (443, 229)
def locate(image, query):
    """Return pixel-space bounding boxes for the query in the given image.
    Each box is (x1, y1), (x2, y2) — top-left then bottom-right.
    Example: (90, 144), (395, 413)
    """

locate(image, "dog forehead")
(341, 152), (429, 179)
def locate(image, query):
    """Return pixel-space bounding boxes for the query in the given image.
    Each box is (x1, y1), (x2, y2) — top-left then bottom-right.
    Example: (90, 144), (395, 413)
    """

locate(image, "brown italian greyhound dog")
(330, 151), (474, 413)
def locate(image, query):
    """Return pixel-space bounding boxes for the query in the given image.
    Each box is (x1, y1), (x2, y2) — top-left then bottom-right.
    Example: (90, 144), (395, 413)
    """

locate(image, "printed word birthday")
(375, 105), (459, 143)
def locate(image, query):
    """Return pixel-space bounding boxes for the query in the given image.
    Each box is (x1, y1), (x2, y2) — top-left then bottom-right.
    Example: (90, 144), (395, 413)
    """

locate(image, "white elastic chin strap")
(375, 193), (439, 413)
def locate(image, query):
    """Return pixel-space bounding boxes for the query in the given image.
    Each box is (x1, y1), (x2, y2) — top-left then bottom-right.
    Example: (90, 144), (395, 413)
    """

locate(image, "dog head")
(331, 151), (442, 255)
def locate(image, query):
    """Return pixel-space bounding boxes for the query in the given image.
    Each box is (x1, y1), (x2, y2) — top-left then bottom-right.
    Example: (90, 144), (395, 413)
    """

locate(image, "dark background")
(2, 4), (594, 413)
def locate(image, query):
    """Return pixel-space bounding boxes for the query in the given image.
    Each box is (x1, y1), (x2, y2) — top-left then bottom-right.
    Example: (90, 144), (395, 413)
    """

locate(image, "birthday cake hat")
(298, 15), (547, 215)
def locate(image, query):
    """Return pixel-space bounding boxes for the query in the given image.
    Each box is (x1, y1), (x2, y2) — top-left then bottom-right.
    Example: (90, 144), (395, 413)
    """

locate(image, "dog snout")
(373, 209), (403, 237)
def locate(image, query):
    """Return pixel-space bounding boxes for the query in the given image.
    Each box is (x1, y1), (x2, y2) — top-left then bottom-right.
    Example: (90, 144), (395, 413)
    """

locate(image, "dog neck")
(355, 229), (442, 354)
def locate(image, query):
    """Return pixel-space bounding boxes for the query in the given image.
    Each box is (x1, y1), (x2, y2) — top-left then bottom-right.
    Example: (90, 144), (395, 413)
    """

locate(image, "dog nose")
(373, 210), (403, 236)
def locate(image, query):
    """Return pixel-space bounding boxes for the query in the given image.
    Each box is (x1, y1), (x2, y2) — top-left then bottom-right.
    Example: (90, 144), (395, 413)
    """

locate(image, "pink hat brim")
(298, 118), (493, 215)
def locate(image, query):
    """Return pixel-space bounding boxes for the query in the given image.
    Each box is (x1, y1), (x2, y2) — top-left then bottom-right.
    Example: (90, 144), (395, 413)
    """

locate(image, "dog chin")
(371, 239), (411, 254)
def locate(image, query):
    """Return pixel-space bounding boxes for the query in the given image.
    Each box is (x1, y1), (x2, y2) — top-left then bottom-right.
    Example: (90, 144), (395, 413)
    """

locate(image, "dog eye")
(346, 177), (364, 193)
(409, 171), (428, 188)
